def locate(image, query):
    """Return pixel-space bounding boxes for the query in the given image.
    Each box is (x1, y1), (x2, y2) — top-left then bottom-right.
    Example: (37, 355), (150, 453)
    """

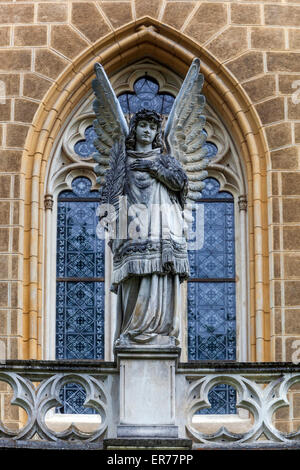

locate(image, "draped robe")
(110, 148), (189, 345)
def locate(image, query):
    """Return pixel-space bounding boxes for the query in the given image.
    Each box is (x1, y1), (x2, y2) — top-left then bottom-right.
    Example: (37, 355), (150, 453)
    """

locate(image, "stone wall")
(0, 1), (299, 367)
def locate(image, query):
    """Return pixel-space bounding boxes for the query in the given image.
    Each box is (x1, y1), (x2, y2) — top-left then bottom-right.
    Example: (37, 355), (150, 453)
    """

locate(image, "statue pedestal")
(115, 343), (181, 438)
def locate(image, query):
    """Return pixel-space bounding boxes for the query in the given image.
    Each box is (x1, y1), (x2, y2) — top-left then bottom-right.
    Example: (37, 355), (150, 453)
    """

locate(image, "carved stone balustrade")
(0, 360), (299, 450)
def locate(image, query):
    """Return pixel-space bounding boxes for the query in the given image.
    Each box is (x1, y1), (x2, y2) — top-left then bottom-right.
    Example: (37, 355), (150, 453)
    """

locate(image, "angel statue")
(92, 58), (208, 347)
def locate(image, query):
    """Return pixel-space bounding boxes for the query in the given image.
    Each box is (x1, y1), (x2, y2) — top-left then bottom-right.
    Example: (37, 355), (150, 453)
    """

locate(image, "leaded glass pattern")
(188, 177), (237, 414)
(56, 177), (104, 414)
(118, 76), (175, 115)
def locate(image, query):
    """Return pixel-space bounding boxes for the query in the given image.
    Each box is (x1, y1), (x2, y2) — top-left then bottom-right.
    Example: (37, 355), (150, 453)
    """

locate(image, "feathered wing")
(92, 62), (129, 229)
(164, 58), (209, 204)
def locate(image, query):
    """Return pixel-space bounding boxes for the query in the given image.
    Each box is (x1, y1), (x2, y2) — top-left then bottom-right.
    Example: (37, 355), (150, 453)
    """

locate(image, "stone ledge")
(103, 438), (193, 450)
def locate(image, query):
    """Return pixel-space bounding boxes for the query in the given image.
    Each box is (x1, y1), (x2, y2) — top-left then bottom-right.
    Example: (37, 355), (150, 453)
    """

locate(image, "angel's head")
(126, 109), (163, 151)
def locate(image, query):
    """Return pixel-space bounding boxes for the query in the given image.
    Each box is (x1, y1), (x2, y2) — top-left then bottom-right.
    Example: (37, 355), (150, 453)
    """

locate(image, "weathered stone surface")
(207, 27), (247, 61)
(283, 226), (300, 250)
(226, 52), (263, 82)
(284, 255), (300, 279)
(0, 229), (9, 252)
(243, 75), (276, 103)
(295, 123), (300, 144)
(184, 3), (227, 44)
(0, 176), (11, 198)
(267, 53), (300, 73)
(6, 124), (29, 148)
(255, 97), (284, 125)
(282, 198), (300, 223)
(289, 29), (300, 50)
(0, 74), (20, 96)
(101, 2), (132, 29)
(37, 2), (67, 23)
(0, 50), (31, 72)
(0, 150), (22, 172)
(251, 27), (285, 50)
(282, 173), (300, 195)
(51, 25), (89, 60)
(0, 202), (10, 226)
(71, 2), (111, 43)
(14, 99), (39, 124)
(162, 2), (194, 30)
(0, 27), (10, 46)
(265, 4), (300, 27)
(231, 3), (261, 25)
(285, 309), (300, 335)
(265, 123), (292, 150)
(23, 73), (52, 101)
(270, 147), (299, 170)
(278, 74), (300, 94)
(0, 283), (8, 308)
(288, 97), (300, 120)
(14, 25), (47, 47)
(0, 3), (34, 24)
(0, 100), (11, 121)
(135, 0), (161, 19)
(35, 49), (68, 80)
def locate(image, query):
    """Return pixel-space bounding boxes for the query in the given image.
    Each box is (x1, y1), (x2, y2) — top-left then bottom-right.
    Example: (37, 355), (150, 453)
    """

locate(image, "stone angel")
(92, 58), (209, 347)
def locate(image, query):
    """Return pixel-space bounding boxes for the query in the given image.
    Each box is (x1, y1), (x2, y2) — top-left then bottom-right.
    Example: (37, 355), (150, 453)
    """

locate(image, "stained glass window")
(118, 76), (175, 115)
(56, 177), (104, 414)
(188, 177), (237, 414)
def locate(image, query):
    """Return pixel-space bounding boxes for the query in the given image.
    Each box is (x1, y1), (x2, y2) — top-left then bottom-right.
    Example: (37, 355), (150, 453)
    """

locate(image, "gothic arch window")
(44, 60), (248, 416)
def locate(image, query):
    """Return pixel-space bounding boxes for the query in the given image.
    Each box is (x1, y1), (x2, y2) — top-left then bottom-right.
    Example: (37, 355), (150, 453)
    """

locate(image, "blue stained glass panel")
(56, 177), (104, 414)
(74, 126), (97, 158)
(188, 177), (236, 414)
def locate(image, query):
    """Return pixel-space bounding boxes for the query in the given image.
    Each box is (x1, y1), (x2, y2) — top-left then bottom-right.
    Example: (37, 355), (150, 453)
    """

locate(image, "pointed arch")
(22, 17), (269, 361)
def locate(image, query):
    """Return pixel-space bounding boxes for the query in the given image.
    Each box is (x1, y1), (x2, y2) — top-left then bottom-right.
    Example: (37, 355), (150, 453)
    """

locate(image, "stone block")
(274, 405), (289, 421)
(265, 123), (292, 150)
(251, 27), (285, 50)
(282, 198), (300, 223)
(265, 5), (300, 27)
(285, 281), (300, 306)
(288, 97), (300, 120)
(286, 336), (300, 362)
(0, 3), (34, 24)
(285, 309), (300, 334)
(231, 3), (261, 25)
(51, 25), (89, 60)
(101, 2), (132, 29)
(278, 74), (300, 95)
(282, 173), (300, 195)
(14, 25), (47, 47)
(226, 52), (264, 82)
(275, 336), (283, 361)
(6, 124), (29, 148)
(267, 53), (300, 73)
(23, 73), (52, 101)
(71, 3), (111, 43)
(243, 75), (276, 103)
(284, 254), (300, 278)
(293, 395), (300, 418)
(274, 309), (282, 335)
(289, 29), (300, 50)
(0, 310), (7, 336)
(0, 100), (11, 122)
(162, 2), (195, 30)
(0, 150), (22, 172)
(0, 283), (8, 308)
(272, 198), (279, 223)
(0, 50), (31, 72)
(0, 27), (10, 46)
(270, 147), (299, 170)
(184, 3), (227, 44)
(295, 123), (300, 144)
(35, 49), (68, 80)
(135, 0), (161, 19)
(0, 176), (11, 198)
(0, 202), (10, 226)
(0, 256), (8, 280)
(37, 2), (67, 23)
(206, 27), (248, 62)
(0, 74), (20, 97)
(255, 97), (284, 125)
(283, 226), (300, 250)
(14, 99), (38, 124)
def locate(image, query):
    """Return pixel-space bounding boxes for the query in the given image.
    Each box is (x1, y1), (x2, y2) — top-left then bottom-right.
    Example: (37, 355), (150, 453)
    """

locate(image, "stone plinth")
(115, 343), (181, 438)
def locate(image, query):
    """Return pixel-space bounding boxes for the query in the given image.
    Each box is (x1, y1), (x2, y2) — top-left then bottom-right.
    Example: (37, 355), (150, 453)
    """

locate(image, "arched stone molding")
(22, 17), (270, 362)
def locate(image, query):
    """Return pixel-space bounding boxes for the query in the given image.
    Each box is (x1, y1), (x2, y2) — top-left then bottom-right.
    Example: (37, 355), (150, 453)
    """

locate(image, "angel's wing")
(164, 58), (209, 203)
(92, 62), (129, 184)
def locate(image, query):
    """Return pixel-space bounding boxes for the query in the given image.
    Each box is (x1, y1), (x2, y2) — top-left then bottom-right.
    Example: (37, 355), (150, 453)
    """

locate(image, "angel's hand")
(130, 159), (154, 172)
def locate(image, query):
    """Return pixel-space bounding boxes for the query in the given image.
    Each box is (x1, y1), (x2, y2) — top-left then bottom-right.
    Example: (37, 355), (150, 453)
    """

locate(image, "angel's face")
(135, 120), (158, 146)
